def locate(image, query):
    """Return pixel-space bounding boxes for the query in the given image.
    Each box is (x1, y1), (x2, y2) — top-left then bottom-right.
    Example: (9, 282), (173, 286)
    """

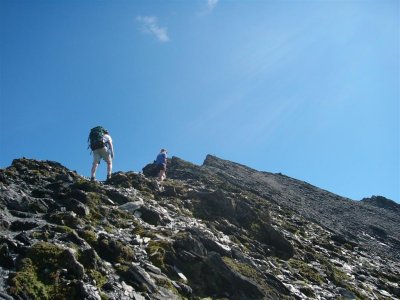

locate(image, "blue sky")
(1, 0), (399, 202)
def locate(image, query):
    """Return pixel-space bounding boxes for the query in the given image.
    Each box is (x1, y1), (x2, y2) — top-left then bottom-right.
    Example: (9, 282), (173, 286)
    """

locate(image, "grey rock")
(337, 287), (356, 299)
(0, 292), (14, 300)
(67, 198), (90, 217)
(10, 220), (39, 231)
(143, 262), (162, 275)
(119, 200), (144, 213)
(173, 281), (193, 295)
(76, 281), (102, 300)
(127, 264), (157, 293)
(0, 244), (14, 269)
(63, 248), (85, 279)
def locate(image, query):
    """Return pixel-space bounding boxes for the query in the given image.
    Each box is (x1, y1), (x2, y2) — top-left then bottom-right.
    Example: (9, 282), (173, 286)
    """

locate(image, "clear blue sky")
(1, 0), (399, 202)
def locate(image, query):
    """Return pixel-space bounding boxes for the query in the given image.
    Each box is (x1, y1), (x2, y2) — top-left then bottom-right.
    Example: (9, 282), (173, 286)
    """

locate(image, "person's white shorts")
(93, 148), (111, 164)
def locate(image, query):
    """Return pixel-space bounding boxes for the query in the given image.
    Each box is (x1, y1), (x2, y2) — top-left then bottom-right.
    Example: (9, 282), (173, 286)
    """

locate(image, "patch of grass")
(54, 225), (74, 234)
(72, 180), (103, 193)
(152, 276), (179, 294)
(100, 292), (110, 300)
(282, 223), (299, 234)
(32, 230), (50, 240)
(95, 236), (135, 264)
(8, 258), (48, 299)
(27, 242), (65, 274)
(221, 256), (289, 299)
(222, 257), (260, 280)
(47, 211), (83, 229)
(344, 243), (354, 251)
(289, 259), (324, 284)
(8, 243), (80, 299)
(132, 224), (145, 236)
(115, 263), (130, 275)
(83, 193), (138, 230)
(147, 240), (174, 271)
(250, 223), (261, 232)
(85, 192), (103, 221)
(317, 255), (361, 296)
(330, 266), (351, 287)
(79, 230), (98, 245)
(87, 269), (107, 288)
(111, 209), (137, 228)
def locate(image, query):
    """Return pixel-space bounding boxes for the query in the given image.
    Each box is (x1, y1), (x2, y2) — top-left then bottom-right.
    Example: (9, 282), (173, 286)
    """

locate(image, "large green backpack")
(88, 126), (106, 151)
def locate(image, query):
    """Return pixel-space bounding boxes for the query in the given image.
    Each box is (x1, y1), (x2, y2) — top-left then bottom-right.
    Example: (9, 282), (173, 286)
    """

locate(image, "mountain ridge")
(0, 156), (399, 299)
(196, 155), (400, 260)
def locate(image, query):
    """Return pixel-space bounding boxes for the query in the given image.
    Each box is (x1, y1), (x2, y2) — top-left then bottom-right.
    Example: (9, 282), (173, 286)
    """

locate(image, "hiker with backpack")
(155, 149), (167, 181)
(88, 126), (114, 181)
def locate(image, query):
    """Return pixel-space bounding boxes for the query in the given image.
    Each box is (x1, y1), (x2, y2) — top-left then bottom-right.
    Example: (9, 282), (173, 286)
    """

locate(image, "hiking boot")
(90, 177), (95, 182)
(106, 174), (112, 181)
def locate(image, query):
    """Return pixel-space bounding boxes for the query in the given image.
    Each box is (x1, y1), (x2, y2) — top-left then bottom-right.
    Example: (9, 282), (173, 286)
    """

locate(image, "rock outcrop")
(0, 156), (399, 299)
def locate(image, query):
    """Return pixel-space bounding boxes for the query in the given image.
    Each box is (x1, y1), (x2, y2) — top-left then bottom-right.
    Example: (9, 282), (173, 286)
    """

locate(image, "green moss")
(297, 228), (307, 237)
(87, 269), (107, 288)
(218, 256), (289, 299)
(85, 192), (103, 219)
(95, 237), (135, 264)
(289, 259), (324, 284)
(8, 252), (78, 299)
(379, 270), (400, 283)
(72, 180), (103, 193)
(83, 193), (138, 229)
(110, 209), (137, 228)
(330, 266), (351, 287)
(27, 242), (65, 272)
(319, 241), (336, 252)
(250, 223), (261, 232)
(79, 230), (98, 245)
(115, 263), (130, 275)
(346, 286), (369, 300)
(132, 224), (145, 235)
(8, 258), (48, 299)
(32, 230), (50, 240)
(316, 255), (355, 290)
(152, 276), (179, 294)
(104, 226), (114, 233)
(54, 225), (74, 234)
(47, 211), (83, 229)
(282, 223), (299, 234)
(100, 292), (110, 300)
(115, 242), (135, 263)
(222, 257), (260, 280)
(147, 240), (174, 270)
(344, 243), (354, 251)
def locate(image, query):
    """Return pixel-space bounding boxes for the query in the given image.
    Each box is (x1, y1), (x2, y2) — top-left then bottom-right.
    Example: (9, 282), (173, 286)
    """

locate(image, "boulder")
(119, 200), (144, 213)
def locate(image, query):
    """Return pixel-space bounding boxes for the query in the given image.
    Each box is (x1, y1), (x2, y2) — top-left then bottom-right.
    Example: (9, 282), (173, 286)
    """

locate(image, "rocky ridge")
(0, 156), (399, 300)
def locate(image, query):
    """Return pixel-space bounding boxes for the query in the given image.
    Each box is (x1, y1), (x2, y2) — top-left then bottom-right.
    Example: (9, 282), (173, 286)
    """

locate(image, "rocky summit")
(0, 156), (399, 300)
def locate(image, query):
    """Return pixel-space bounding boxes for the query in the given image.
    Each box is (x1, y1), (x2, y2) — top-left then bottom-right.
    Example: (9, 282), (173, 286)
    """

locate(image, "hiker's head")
(161, 148), (167, 153)
(104, 129), (109, 134)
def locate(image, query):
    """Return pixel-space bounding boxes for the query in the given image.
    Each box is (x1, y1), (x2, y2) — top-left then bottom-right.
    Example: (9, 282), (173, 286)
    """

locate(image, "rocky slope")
(0, 156), (399, 300)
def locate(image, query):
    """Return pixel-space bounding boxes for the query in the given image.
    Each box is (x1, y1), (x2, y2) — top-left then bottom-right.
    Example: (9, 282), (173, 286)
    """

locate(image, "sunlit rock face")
(0, 156), (399, 299)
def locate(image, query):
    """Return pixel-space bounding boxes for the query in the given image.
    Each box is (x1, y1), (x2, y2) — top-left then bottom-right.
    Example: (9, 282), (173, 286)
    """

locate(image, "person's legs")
(102, 149), (112, 180)
(106, 160), (112, 179)
(91, 150), (101, 180)
(158, 169), (164, 181)
(157, 164), (166, 181)
(91, 162), (99, 179)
